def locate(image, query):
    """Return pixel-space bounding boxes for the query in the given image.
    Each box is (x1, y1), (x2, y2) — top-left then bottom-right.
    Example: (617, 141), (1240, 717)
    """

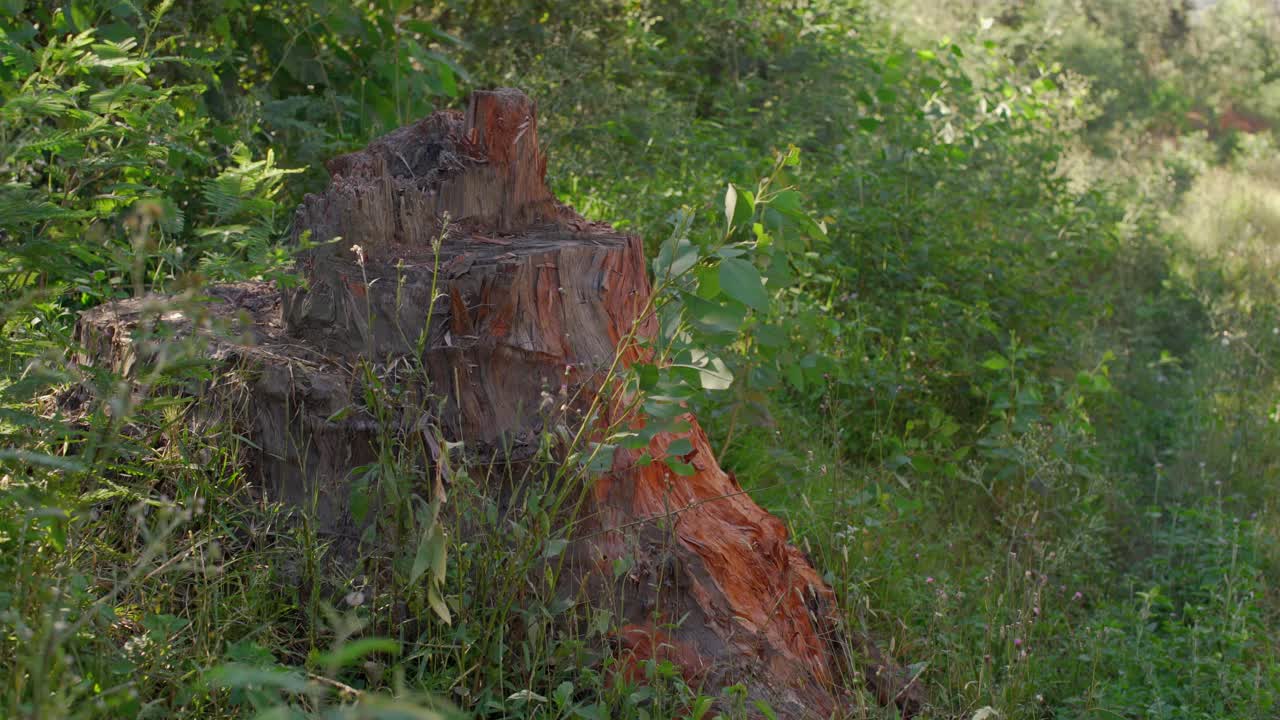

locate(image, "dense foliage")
(3, 0), (1280, 718)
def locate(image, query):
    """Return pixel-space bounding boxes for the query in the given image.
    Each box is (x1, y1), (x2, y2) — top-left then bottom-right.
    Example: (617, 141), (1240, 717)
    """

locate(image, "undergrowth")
(4, 1), (1280, 718)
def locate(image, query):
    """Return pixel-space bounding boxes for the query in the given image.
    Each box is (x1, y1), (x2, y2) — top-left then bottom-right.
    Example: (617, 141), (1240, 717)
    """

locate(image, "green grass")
(5, 0), (1280, 718)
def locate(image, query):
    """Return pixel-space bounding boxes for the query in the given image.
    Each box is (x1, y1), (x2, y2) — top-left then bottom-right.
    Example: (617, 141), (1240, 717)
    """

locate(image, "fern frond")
(0, 183), (91, 231)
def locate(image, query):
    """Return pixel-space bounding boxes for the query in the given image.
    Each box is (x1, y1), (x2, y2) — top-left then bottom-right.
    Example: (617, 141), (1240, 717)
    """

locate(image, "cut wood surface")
(75, 89), (921, 718)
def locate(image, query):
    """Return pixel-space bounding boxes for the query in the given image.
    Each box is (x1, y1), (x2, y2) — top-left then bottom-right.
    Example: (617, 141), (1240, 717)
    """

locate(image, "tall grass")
(6, 1), (1280, 718)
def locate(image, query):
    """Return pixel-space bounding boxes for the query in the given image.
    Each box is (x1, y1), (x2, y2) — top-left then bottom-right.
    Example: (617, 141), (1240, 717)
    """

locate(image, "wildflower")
(1072, 591), (1083, 601)
(345, 590), (366, 607)
(926, 576), (935, 584)
(1014, 637), (1022, 646)
(351, 244), (366, 267)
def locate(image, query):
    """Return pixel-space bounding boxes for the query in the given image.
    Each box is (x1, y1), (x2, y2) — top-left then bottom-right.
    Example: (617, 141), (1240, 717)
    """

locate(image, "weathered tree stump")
(75, 89), (920, 718)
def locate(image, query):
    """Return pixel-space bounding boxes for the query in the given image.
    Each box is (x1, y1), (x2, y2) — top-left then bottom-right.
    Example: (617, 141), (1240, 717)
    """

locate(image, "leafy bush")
(4, 0), (1280, 718)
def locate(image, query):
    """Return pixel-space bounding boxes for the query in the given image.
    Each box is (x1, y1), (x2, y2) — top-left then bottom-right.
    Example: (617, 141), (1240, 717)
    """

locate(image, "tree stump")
(74, 89), (920, 718)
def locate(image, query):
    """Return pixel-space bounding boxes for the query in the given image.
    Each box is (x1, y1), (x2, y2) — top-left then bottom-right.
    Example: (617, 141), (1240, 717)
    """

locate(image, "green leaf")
(635, 363), (660, 390)
(316, 638), (401, 669)
(654, 211), (698, 279)
(681, 292), (746, 334)
(404, 19), (466, 48)
(753, 701), (779, 720)
(410, 522), (446, 585)
(718, 258), (769, 311)
(431, 526), (448, 584)
(756, 323), (786, 348)
(668, 459), (696, 476)
(426, 61), (458, 97)
(655, 235), (698, 280)
(695, 264), (721, 299)
(340, 697), (458, 719)
(203, 663), (309, 693)
(579, 442), (616, 472)
(616, 431), (649, 450)
(667, 437), (693, 456)
(981, 355), (1009, 371)
(766, 251), (795, 288)
(212, 14), (231, 42)
(671, 348), (735, 391)
(768, 190), (826, 242)
(555, 681), (575, 707)
(784, 361), (805, 391)
(1032, 77), (1057, 94)
(224, 639), (276, 667)
(428, 586), (452, 625)
(697, 356), (733, 390)
(350, 476), (371, 524)
(543, 538), (569, 559)
(753, 222), (772, 250)
(0, 449), (85, 473)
